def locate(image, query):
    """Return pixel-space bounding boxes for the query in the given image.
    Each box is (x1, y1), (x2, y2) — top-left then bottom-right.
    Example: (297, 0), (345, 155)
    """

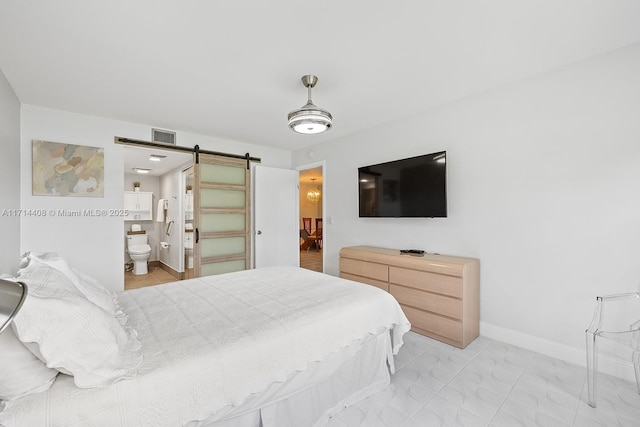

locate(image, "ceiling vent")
(152, 128), (176, 145)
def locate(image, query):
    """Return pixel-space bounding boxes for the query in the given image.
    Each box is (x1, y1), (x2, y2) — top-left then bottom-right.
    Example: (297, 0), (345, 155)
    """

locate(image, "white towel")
(156, 199), (167, 223)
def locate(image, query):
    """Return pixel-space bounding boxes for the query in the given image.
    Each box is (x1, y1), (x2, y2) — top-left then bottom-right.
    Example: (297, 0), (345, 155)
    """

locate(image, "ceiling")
(299, 167), (323, 185)
(1, 1), (640, 152)
(122, 145), (192, 177)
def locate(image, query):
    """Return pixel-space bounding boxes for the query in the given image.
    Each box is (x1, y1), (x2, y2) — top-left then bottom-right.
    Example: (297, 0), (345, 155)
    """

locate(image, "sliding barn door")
(194, 153), (251, 277)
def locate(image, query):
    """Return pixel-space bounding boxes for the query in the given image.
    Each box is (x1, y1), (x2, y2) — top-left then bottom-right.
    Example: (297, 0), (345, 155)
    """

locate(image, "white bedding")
(0, 266), (410, 427)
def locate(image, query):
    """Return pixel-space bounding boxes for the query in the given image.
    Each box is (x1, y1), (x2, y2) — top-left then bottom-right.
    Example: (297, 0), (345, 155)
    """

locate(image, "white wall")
(20, 105), (291, 291)
(0, 69), (21, 274)
(293, 44), (640, 378)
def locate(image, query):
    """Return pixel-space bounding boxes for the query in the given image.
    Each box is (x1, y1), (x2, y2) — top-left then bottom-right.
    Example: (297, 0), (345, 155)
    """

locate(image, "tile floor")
(124, 264), (176, 290)
(328, 332), (640, 427)
(300, 248), (323, 272)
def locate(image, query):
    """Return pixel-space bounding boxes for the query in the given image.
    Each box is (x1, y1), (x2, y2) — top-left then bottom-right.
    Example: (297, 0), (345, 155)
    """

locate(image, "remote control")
(400, 249), (425, 254)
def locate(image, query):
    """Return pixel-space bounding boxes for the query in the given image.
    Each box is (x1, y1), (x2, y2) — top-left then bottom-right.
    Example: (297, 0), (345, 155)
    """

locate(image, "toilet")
(184, 231), (193, 269)
(126, 230), (151, 275)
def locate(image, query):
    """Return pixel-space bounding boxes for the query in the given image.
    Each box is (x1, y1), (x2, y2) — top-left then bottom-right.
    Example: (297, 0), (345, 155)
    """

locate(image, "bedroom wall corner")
(0, 68), (21, 275)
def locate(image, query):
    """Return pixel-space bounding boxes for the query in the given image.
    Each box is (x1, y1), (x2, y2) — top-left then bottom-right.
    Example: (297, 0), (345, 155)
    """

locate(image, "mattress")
(0, 266), (410, 426)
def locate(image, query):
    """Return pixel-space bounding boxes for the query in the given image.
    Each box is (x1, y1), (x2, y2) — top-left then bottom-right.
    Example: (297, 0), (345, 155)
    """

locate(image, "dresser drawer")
(339, 258), (388, 282)
(401, 304), (463, 343)
(340, 272), (389, 292)
(389, 267), (461, 298)
(389, 284), (461, 319)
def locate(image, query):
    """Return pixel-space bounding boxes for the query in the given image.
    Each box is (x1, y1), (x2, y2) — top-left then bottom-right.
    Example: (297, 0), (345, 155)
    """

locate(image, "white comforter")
(0, 266), (410, 427)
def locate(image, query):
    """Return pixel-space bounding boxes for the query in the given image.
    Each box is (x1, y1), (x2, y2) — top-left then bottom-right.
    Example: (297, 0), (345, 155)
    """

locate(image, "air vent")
(152, 128), (176, 145)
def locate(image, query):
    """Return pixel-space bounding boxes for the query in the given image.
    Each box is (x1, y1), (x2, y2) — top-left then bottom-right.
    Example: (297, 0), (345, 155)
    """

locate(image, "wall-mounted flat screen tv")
(358, 151), (447, 218)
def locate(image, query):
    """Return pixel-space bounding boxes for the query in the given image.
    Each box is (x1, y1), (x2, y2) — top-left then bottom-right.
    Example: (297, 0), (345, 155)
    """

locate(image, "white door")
(253, 165), (299, 268)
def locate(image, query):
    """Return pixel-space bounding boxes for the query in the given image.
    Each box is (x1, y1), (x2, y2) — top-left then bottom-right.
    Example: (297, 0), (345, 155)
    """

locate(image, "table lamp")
(0, 279), (27, 334)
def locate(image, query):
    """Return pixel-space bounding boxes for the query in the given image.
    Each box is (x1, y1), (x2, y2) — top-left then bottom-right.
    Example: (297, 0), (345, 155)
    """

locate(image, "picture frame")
(32, 139), (104, 197)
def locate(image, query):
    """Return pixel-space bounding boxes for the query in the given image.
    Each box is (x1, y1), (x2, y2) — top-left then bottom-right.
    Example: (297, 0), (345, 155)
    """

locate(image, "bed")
(0, 257), (410, 427)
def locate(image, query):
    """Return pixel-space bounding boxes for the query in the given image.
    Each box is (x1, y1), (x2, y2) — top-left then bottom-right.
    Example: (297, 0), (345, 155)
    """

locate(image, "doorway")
(122, 145), (193, 290)
(298, 163), (324, 272)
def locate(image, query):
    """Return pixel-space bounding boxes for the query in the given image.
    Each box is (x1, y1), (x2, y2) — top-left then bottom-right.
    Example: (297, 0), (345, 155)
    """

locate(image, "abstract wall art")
(32, 140), (104, 197)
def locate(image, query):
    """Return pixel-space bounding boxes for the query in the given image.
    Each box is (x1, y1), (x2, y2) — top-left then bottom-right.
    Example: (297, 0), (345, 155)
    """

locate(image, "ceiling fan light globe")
(287, 109), (332, 134)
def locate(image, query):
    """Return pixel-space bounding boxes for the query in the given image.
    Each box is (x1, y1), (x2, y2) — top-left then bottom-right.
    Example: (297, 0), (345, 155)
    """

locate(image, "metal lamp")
(0, 279), (27, 334)
(288, 75), (333, 134)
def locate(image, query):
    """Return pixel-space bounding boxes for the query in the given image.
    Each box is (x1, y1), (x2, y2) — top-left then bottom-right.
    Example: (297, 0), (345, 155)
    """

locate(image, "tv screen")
(358, 151), (447, 218)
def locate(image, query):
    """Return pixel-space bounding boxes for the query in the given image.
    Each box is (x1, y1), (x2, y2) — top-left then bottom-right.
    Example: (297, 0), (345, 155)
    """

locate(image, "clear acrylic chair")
(585, 291), (640, 407)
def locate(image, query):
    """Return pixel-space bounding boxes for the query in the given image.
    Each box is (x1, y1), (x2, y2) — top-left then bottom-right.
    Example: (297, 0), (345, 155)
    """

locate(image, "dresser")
(339, 246), (480, 348)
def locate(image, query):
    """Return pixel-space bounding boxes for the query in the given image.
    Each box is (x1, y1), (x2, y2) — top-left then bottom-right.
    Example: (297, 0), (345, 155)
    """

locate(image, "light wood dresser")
(339, 246), (480, 348)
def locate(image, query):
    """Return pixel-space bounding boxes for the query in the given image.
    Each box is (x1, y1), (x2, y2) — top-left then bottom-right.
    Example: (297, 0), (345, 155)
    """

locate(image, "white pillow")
(13, 261), (142, 388)
(20, 252), (118, 315)
(0, 327), (58, 401)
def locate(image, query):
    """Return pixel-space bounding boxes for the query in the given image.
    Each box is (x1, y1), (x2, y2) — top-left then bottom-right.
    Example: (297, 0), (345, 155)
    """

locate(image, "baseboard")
(480, 321), (636, 383)
(159, 261), (182, 280)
